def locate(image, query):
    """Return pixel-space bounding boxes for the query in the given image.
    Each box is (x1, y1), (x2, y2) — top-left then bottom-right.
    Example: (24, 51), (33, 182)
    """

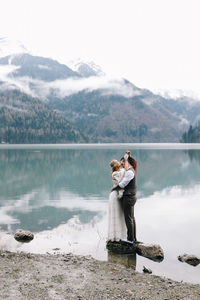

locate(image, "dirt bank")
(0, 250), (200, 300)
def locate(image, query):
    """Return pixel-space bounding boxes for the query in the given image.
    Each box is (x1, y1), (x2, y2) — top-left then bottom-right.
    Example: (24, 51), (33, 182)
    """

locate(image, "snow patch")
(68, 58), (105, 77)
(38, 64), (51, 70)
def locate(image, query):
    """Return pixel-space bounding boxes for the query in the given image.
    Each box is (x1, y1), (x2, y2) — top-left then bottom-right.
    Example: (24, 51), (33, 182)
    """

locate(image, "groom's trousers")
(121, 195), (137, 242)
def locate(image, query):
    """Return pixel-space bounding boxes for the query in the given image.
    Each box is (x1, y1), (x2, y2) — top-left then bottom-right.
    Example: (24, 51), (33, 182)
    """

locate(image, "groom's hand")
(124, 150), (131, 161)
(124, 153), (129, 161)
(111, 186), (116, 192)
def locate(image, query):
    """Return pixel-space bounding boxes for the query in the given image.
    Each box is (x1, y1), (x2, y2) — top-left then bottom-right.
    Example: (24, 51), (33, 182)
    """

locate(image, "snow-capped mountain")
(1, 37), (200, 143)
(0, 37), (28, 58)
(68, 58), (105, 77)
(0, 53), (80, 82)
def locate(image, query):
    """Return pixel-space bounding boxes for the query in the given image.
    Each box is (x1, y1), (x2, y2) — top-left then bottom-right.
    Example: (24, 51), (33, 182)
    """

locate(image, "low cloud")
(0, 103), (28, 113)
(178, 116), (189, 127)
(46, 76), (141, 99)
(153, 88), (200, 103)
(0, 65), (19, 79)
(142, 97), (158, 105)
(0, 64), (141, 100)
(0, 65), (36, 97)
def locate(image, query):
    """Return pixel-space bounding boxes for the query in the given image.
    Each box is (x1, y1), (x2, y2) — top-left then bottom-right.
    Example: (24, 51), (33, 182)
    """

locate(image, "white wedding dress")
(107, 168), (127, 241)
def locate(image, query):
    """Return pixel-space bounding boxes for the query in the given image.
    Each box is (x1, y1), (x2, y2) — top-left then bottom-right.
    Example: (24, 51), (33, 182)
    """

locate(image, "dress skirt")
(107, 190), (127, 241)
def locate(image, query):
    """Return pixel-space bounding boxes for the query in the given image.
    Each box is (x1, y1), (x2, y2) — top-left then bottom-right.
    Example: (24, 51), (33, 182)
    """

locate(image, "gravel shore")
(0, 250), (200, 300)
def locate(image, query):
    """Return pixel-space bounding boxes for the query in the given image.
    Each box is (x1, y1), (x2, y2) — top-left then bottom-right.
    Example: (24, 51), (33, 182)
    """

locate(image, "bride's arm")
(124, 153), (129, 171)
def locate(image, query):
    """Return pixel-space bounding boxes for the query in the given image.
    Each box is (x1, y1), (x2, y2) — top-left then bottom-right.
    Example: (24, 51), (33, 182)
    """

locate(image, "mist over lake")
(0, 143), (200, 283)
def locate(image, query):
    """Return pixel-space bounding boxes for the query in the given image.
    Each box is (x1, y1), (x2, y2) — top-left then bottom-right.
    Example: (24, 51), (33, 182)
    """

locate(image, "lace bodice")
(112, 169), (125, 187)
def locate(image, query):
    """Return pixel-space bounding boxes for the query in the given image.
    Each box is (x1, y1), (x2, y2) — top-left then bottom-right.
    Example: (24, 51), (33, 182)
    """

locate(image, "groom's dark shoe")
(132, 239), (142, 245)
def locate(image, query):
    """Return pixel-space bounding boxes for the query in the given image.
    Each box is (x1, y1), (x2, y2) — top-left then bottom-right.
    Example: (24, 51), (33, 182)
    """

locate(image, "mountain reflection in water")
(0, 144), (200, 283)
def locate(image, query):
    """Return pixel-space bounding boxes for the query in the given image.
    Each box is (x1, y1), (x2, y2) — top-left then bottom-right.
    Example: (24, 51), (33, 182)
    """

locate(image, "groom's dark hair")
(128, 156), (137, 173)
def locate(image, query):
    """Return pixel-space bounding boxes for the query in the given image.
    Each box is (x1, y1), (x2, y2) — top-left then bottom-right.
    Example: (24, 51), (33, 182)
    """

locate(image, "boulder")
(106, 241), (164, 262)
(143, 266), (152, 274)
(106, 240), (136, 254)
(14, 229), (34, 243)
(136, 243), (164, 262)
(178, 254), (200, 266)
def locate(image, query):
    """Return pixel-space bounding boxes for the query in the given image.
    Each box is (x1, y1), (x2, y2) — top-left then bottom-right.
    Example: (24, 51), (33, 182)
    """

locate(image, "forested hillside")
(48, 88), (185, 143)
(181, 123), (200, 143)
(1, 52), (200, 143)
(0, 89), (87, 143)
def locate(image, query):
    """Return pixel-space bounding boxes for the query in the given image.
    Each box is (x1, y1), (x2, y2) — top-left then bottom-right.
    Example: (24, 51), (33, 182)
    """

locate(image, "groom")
(111, 151), (137, 244)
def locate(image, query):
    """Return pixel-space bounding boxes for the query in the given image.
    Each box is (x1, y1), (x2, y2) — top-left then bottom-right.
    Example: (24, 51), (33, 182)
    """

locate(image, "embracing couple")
(108, 150), (137, 244)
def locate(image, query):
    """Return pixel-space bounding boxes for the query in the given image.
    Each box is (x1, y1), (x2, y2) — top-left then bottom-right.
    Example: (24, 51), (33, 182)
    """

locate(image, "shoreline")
(1, 250), (200, 300)
(1, 142), (200, 150)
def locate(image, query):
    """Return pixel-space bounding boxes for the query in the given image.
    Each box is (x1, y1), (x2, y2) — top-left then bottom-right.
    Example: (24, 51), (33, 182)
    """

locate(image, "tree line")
(181, 122), (200, 143)
(0, 89), (87, 144)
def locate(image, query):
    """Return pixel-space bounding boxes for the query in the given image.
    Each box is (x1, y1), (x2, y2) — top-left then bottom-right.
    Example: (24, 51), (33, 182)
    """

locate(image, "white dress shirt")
(118, 167), (134, 189)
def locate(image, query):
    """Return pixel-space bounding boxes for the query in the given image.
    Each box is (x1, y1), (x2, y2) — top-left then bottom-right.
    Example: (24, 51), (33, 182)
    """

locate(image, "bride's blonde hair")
(110, 159), (119, 172)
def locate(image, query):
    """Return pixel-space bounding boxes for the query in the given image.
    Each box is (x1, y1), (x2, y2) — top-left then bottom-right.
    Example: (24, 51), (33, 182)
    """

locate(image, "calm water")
(0, 144), (200, 283)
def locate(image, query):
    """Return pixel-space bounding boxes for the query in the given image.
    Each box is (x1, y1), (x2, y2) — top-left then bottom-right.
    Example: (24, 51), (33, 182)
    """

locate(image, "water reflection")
(1, 147), (200, 203)
(0, 214), (107, 259)
(185, 149), (200, 167)
(0, 145), (200, 283)
(0, 149), (111, 199)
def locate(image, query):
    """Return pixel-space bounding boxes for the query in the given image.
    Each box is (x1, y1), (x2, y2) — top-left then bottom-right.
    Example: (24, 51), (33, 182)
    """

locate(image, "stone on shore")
(106, 240), (136, 254)
(178, 254), (200, 266)
(136, 243), (164, 262)
(0, 250), (200, 300)
(14, 229), (34, 243)
(143, 266), (152, 274)
(106, 241), (164, 262)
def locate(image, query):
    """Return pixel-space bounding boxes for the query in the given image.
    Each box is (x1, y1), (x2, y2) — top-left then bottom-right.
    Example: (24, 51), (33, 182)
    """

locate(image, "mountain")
(47, 85), (187, 143)
(150, 93), (200, 124)
(0, 37), (80, 81)
(0, 87), (87, 143)
(68, 59), (105, 77)
(0, 53), (80, 81)
(1, 40), (200, 143)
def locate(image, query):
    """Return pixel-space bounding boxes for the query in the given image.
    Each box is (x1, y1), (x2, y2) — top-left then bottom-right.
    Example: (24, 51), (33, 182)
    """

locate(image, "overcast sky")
(1, 0), (200, 95)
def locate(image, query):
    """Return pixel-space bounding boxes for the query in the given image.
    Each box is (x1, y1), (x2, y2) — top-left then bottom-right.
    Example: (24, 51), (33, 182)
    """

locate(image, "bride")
(107, 159), (127, 241)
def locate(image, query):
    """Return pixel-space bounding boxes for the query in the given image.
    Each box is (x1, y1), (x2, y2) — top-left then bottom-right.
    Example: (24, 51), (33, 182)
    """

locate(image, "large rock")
(136, 243), (164, 262)
(178, 254), (200, 266)
(14, 229), (34, 243)
(106, 240), (136, 254)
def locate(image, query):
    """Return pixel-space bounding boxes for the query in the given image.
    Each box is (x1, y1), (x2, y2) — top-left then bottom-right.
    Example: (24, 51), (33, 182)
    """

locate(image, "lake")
(0, 143), (200, 283)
